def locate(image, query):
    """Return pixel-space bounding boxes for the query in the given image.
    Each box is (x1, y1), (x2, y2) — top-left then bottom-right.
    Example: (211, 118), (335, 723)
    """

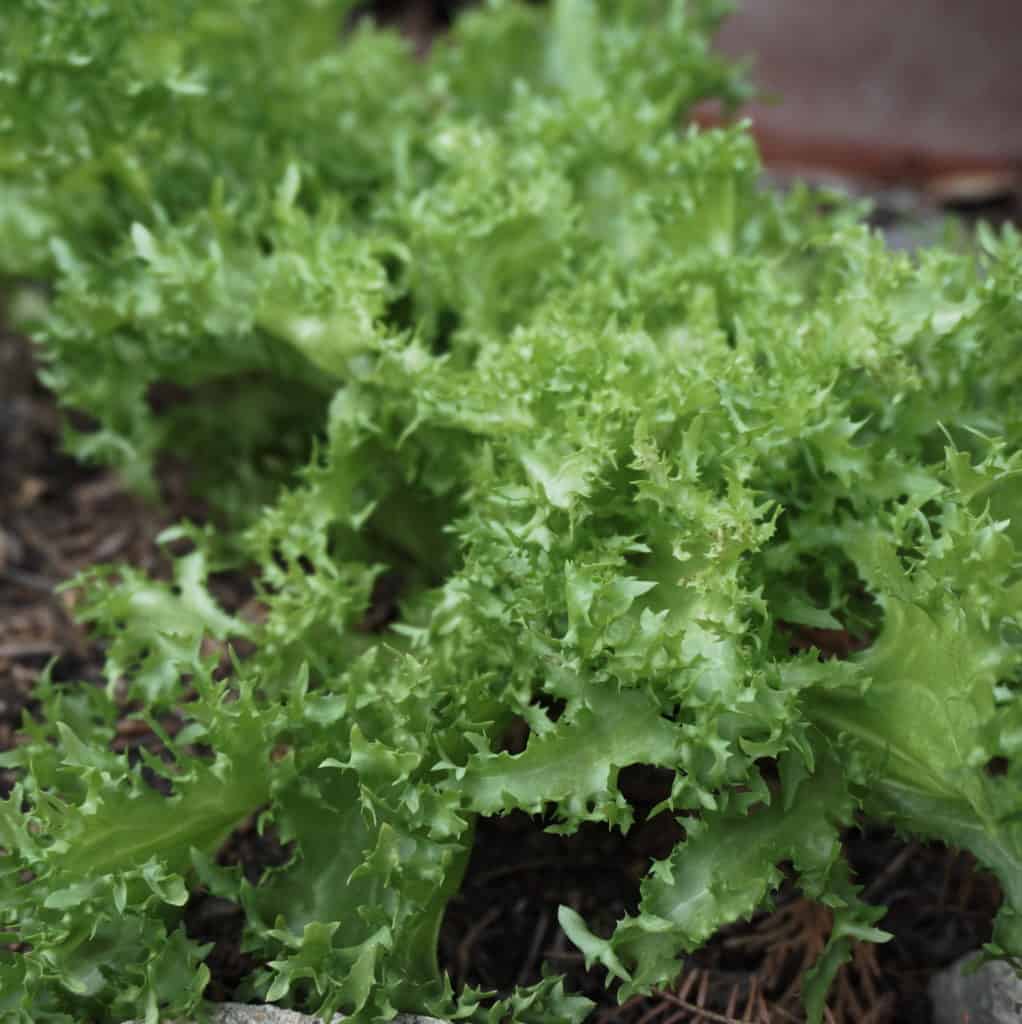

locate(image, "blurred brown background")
(375, 0), (1022, 203)
(713, 0), (1022, 194)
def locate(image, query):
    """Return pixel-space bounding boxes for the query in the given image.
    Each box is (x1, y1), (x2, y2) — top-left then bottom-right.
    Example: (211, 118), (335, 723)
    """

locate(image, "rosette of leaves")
(2, 2), (1022, 1023)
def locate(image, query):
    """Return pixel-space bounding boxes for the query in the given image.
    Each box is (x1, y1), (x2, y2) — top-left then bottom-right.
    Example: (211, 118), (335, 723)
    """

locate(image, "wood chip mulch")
(1, 4), (1016, 1017)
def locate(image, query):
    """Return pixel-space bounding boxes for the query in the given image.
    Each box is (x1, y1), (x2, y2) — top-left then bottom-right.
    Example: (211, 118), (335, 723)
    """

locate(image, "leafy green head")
(2, 2), (1022, 1022)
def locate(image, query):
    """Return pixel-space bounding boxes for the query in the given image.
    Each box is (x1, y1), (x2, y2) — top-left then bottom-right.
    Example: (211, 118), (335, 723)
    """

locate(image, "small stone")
(929, 953), (1022, 1024)
(128, 1003), (449, 1024)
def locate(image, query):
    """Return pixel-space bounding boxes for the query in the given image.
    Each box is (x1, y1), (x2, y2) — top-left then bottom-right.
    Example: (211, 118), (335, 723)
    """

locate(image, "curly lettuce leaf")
(4, 1), (1022, 1023)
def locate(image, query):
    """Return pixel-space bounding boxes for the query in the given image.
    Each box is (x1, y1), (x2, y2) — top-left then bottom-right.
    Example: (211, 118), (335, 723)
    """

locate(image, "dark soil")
(3, 3), (1020, 1022)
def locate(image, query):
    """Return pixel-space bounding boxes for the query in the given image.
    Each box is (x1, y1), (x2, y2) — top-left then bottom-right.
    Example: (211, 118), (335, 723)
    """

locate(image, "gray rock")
(929, 953), (1022, 1024)
(128, 1003), (448, 1024)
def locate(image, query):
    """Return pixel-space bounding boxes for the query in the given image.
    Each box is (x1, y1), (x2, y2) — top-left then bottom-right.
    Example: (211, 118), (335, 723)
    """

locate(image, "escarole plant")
(3, 0), (1022, 1021)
